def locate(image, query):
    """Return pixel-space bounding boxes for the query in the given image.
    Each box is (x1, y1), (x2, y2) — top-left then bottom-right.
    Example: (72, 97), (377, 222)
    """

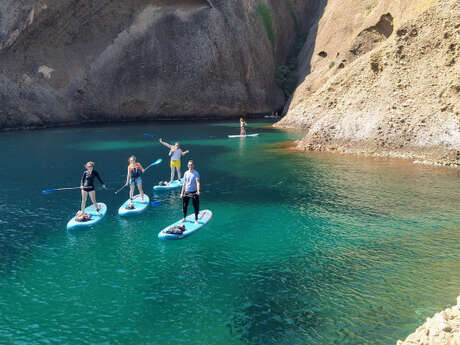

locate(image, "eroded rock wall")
(0, 0), (316, 128)
(277, 0), (459, 166)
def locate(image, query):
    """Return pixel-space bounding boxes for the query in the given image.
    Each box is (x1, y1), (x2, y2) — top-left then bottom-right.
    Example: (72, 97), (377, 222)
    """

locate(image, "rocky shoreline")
(290, 138), (460, 168)
(397, 296), (460, 345)
(277, 0), (459, 168)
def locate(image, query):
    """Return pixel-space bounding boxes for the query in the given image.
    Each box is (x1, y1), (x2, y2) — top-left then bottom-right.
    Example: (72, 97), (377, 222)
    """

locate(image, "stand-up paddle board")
(228, 134), (259, 138)
(118, 194), (150, 216)
(158, 210), (213, 240)
(67, 203), (107, 230)
(153, 178), (184, 191)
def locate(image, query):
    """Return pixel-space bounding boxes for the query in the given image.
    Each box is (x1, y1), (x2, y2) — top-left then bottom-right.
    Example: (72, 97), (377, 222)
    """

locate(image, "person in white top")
(240, 117), (247, 136)
(180, 160), (201, 224)
(158, 138), (190, 183)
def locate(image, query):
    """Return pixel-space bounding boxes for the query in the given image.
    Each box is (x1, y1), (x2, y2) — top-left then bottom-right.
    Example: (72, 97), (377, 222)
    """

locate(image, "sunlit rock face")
(277, 0), (460, 166)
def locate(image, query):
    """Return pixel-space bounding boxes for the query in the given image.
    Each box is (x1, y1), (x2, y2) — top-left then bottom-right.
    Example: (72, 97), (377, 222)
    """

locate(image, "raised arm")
(158, 138), (172, 149)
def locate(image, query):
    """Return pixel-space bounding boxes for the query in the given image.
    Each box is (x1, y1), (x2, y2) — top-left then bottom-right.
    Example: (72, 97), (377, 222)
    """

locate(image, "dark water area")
(0, 121), (459, 345)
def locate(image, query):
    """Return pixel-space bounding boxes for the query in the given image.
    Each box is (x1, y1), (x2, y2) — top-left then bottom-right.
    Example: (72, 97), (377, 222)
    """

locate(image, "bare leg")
(177, 167), (182, 180)
(81, 190), (88, 213)
(138, 183), (144, 200)
(170, 166), (175, 183)
(129, 184), (135, 200)
(89, 191), (99, 215)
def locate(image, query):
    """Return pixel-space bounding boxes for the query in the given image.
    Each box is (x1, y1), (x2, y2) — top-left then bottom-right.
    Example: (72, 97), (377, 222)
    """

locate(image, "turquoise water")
(1, 121), (459, 345)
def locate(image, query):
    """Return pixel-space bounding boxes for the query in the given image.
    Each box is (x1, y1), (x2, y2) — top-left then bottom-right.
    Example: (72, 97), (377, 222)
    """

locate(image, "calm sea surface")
(0, 121), (459, 345)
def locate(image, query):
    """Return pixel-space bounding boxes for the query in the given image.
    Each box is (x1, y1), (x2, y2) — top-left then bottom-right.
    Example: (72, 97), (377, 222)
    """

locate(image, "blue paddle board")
(153, 178), (184, 191)
(158, 210), (213, 240)
(228, 133), (259, 138)
(118, 194), (150, 216)
(67, 203), (107, 230)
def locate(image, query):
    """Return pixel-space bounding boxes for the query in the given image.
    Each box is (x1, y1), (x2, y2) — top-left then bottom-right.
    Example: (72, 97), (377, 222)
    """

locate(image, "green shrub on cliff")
(275, 31), (307, 96)
(256, 4), (276, 49)
(276, 64), (298, 94)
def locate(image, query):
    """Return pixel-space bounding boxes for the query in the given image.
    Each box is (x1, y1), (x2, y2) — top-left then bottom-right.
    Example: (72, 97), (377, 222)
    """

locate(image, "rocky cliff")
(277, 0), (459, 166)
(397, 296), (460, 345)
(0, 0), (318, 129)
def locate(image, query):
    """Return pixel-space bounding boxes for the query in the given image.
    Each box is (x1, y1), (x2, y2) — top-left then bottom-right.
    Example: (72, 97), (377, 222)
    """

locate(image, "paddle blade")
(151, 201), (161, 206)
(41, 189), (55, 195)
(144, 133), (155, 138)
(150, 158), (162, 166)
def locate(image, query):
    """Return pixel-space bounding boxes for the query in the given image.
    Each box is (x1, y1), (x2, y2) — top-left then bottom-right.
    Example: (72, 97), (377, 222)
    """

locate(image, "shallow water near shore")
(0, 121), (459, 345)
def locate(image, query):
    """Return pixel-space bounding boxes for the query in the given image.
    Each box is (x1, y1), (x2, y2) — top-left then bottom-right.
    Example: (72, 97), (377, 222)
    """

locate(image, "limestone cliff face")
(0, 0), (316, 128)
(277, 0), (459, 166)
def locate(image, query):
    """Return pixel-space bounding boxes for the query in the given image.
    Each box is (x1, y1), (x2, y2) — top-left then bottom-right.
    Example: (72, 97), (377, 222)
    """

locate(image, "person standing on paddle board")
(125, 155), (146, 208)
(158, 138), (190, 184)
(240, 117), (247, 136)
(80, 161), (106, 216)
(180, 160), (200, 224)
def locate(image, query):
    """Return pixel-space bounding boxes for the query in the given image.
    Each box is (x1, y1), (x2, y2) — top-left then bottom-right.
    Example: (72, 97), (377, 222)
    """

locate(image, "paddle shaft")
(115, 159), (161, 194)
(115, 184), (128, 194)
(144, 159), (162, 172)
(54, 187), (81, 191)
(42, 186), (81, 194)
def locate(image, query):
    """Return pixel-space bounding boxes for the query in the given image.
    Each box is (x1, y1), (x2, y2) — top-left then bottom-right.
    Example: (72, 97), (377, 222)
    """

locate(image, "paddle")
(42, 186), (81, 195)
(114, 184), (128, 195)
(151, 199), (171, 207)
(143, 133), (156, 138)
(115, 159), (162, 194)
(143, 158), (162, 172)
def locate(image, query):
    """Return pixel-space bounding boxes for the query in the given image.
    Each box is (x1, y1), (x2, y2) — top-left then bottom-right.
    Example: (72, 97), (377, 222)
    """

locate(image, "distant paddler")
(80, 161), (106, 217)
(180, 160), (201, 224)
(240, 117), (247, 136)
(158, 138), (190, 184)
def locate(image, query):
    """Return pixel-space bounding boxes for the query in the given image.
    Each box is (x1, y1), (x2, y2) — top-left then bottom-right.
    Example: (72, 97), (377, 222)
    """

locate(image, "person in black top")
(80, 161), (106, 216)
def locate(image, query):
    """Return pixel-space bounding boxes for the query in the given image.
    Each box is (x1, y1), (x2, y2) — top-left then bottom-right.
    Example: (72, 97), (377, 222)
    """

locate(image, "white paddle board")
(228, 133), (259, 138)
